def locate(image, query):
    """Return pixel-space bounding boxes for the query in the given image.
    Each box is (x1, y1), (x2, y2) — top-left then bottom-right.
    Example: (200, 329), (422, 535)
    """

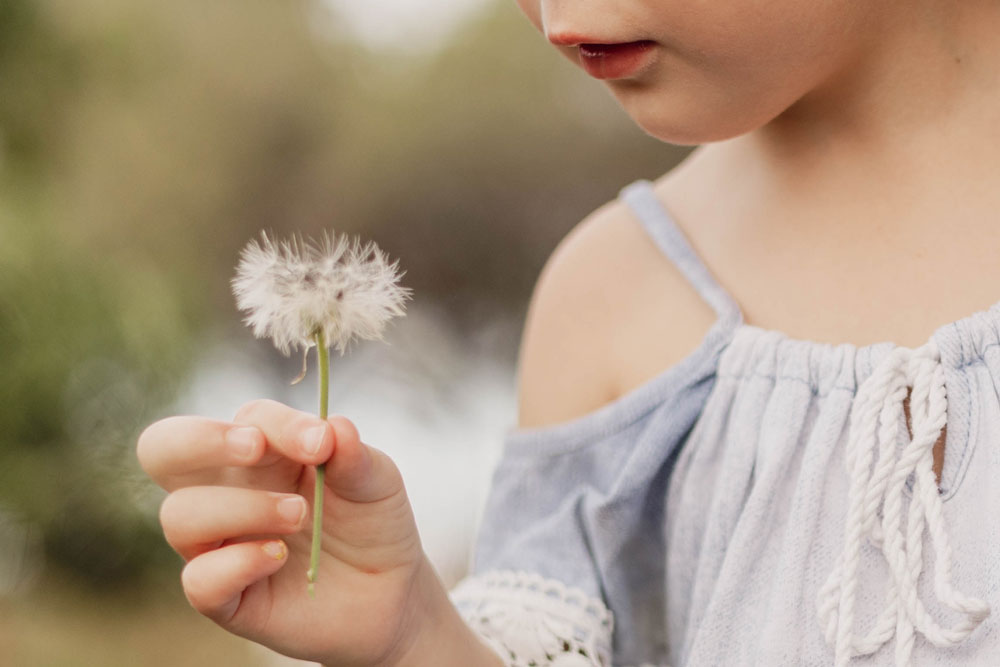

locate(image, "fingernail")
(277, 497), (306, 526)
(301, 424), (328, 456)
(261, 541), (287, 560)
(226, 427), (260, 458)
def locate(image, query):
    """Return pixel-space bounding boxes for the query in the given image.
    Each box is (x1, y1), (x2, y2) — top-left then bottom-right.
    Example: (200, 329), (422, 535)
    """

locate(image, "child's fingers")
(323, 415), (404, 504)
(181, 539), (289, 624)
(137, 416), (266, 490)
(232, 399), (334, 466)
(139, 399), (334, 490)
(139, 401), (397, 502)
(161, 487), (307, 560)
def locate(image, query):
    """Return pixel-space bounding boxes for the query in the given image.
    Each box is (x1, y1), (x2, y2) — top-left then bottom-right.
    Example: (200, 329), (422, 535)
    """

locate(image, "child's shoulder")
(515, 176), (718, 430)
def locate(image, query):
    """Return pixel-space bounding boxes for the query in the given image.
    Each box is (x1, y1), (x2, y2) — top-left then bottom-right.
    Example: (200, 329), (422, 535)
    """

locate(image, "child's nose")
(539, 0), (632, 47)
(512, 0), (542, 32)
(541, 0), (583, 43)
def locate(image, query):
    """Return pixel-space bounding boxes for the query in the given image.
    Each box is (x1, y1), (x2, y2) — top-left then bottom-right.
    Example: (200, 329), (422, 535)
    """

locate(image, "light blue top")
(458, 180), (1000, 666)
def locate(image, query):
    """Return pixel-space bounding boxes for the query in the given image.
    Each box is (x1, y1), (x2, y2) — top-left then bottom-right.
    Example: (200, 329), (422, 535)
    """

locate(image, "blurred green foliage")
(0, 211), (196, 584)
(0, 0), (684, 589)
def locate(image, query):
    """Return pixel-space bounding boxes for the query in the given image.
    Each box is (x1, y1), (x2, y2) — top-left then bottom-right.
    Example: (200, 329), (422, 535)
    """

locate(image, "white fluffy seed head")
(232, 230), (411, 355)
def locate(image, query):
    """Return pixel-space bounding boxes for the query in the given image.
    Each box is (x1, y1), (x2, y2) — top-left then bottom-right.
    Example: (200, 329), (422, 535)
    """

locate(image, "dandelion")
(232, 230), (410, 596)
(233, 231), (410, 358)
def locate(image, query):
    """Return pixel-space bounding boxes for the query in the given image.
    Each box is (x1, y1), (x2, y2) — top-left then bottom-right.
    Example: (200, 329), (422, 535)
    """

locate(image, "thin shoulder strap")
(619, 179), (742, 322)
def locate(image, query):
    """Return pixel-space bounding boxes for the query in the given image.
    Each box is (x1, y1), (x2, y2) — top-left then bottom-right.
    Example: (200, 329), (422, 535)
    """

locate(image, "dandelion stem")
(307, 329), (329, 598)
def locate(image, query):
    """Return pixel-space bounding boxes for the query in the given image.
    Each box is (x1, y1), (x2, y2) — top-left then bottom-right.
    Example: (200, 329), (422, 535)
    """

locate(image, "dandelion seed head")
(232, 230), (411, 355)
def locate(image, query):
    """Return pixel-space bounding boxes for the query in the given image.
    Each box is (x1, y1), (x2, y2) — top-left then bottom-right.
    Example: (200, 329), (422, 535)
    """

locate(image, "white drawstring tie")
(817, 339), (990, 666)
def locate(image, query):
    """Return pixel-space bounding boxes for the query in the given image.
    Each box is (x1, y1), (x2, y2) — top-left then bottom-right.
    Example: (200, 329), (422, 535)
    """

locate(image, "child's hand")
(138, 399), (482, 666)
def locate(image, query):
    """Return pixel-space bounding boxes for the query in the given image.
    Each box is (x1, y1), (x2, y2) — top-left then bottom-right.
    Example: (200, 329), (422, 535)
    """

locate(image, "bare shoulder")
(516, 189), (719, 430)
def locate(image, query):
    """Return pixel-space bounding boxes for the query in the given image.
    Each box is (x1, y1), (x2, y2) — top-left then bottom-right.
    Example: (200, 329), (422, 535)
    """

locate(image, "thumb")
(323, 416), (404, 503)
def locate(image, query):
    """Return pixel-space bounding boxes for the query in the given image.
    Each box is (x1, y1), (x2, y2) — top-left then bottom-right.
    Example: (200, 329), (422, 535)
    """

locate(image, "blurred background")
(0, 0), (688, 663)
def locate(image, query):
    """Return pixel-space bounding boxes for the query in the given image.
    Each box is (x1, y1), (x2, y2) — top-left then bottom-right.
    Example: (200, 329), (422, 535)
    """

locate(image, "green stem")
(307, 330), (329, 598)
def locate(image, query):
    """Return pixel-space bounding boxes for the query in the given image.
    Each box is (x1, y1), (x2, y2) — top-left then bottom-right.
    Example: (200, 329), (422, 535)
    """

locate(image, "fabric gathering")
(450, 180), (999, 667)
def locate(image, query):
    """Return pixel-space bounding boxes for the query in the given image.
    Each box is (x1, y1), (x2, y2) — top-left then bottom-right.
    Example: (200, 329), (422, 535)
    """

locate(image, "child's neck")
(741, 1), (1000, 224)
(656, 3), (1000, 348)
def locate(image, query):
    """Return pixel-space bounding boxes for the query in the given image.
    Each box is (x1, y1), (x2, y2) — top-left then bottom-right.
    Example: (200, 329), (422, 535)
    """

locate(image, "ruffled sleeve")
(447, 336), (722, 667)
(446, 211), (734, 663)
(448, 416), (629, 667)
(451, 570), (613, 666)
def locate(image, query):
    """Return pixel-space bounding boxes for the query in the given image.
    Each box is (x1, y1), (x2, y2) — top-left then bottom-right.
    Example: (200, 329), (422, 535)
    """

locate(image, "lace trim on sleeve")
(450, 569), (614, 666)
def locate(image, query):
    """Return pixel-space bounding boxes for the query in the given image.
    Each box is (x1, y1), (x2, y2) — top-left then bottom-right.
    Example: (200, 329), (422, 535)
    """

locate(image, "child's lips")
(576, 40), (656, 80)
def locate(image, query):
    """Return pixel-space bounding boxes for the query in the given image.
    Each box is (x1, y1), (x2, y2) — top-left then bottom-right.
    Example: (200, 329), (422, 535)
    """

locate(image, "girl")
(137, 1), (1000, 665)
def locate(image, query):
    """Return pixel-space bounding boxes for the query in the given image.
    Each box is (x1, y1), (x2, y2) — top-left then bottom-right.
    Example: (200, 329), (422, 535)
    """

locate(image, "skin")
(140, 1), (1000, 663)
(516, 0), (881, 144)
(517, 1), (1000, 482)
(138, 400), (501, 666)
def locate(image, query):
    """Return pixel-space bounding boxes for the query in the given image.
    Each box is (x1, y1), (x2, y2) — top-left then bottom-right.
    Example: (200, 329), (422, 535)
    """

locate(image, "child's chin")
(617, 93), (780, 146)
(632, 111), (764, 146)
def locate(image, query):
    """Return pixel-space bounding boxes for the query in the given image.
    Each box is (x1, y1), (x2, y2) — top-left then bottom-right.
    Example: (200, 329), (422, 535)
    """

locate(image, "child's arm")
(137, 399), (503, 666)
(448, 203), (662, 665)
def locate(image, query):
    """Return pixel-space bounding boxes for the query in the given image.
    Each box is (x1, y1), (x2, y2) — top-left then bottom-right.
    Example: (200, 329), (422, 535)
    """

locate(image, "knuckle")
(136, 416), (189, 472)
(374, 449), (405, 491)
(135, 418), (170, 469)
(331, 415), (361, 444)
(233, 398), (279, 424)
(135, 429), (154, 469)
(158, 493), (177, 525)
(180, 562), (211, 612)
(158, 493), (185, 538)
